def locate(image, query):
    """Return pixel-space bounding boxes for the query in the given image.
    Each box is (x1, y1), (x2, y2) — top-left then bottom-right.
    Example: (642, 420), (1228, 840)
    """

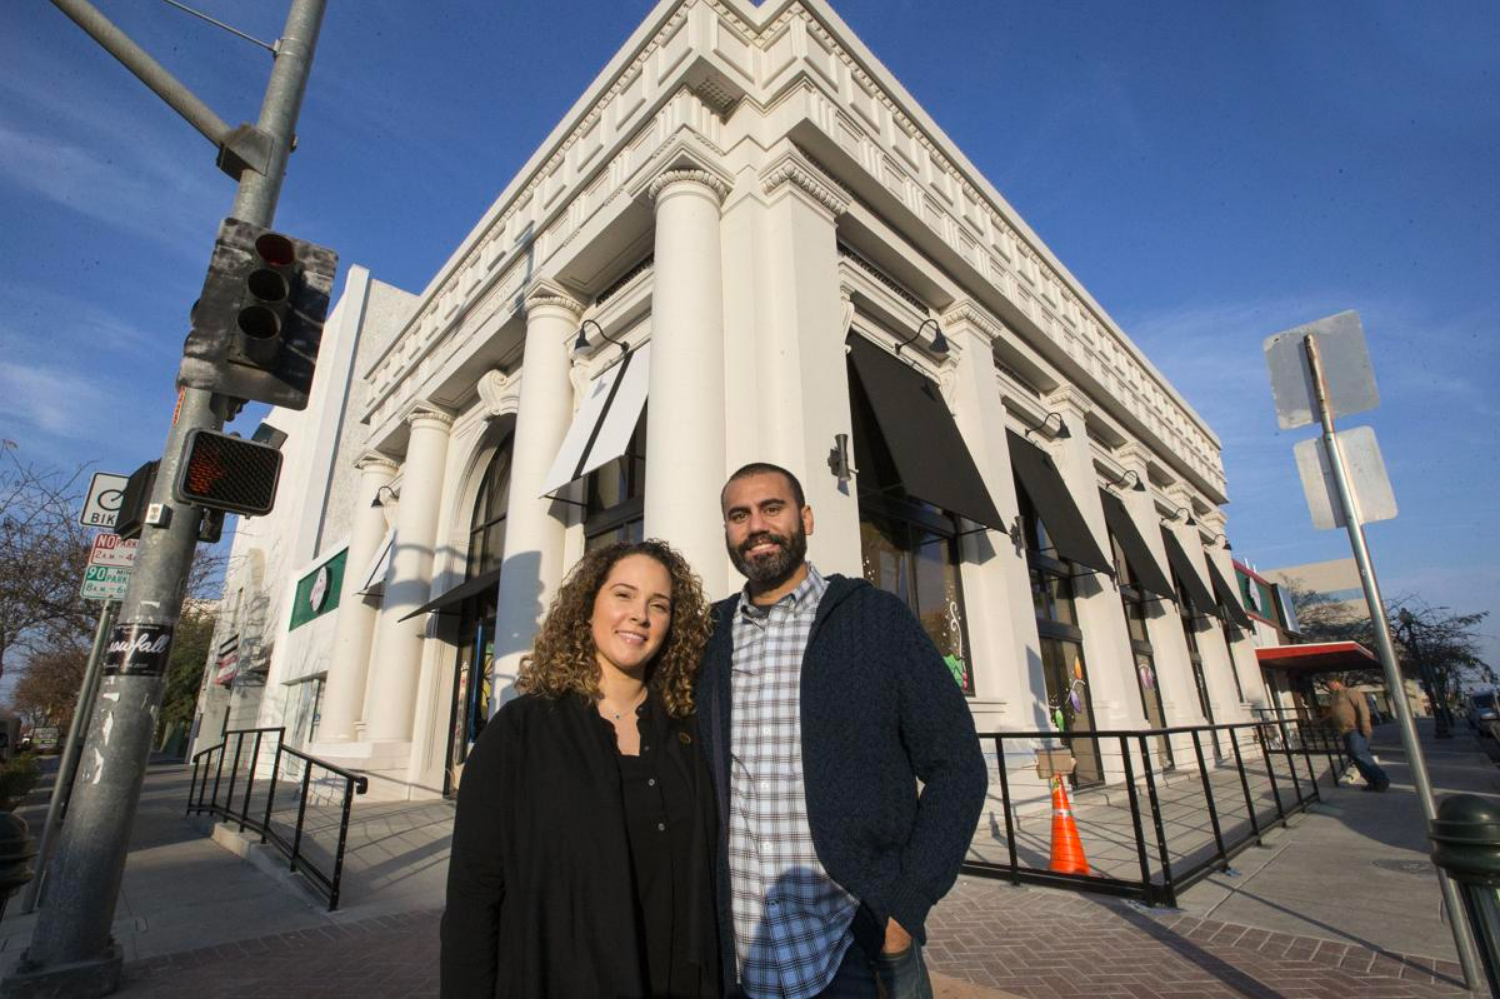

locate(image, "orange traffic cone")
(1048, 777), (1090, 875)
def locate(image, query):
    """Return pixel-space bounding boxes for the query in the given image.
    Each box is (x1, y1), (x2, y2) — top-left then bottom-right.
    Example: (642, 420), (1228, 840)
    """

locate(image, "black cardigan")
(698, 575), (988, 985)
(440, 693), (720, 998)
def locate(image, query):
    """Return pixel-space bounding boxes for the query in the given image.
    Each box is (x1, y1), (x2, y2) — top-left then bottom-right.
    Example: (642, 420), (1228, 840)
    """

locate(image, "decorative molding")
(476, 369), (522, 418)
(525, 294), (584, 319)
(941, 300), (1007, 345)
(647, 167), (730, 204)
(1115, 442), (1153, 474)
(406, 405), (455, 430)
(1046, 384), (1094, 418)
(760, 153), (850, 217)
(838, 292), (855, 339)
(355, 452), (400, 475)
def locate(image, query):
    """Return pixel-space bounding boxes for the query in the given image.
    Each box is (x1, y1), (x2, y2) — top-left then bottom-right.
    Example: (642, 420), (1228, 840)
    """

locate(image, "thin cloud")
(0, 359), (113, 437)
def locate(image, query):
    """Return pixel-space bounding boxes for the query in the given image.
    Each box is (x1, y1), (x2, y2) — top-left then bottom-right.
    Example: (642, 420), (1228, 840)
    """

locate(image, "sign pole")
(17, 600), (119, 916)
(1302, 332), (1483, 990)
(3, 2), (327, 995)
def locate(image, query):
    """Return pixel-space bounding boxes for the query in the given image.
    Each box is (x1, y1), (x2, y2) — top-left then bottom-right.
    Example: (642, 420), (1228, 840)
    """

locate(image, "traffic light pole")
(3, 2), (326, 995)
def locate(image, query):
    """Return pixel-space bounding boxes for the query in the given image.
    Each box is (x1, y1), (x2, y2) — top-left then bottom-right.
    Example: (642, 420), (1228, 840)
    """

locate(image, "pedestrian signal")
(175, 430), (282, 517)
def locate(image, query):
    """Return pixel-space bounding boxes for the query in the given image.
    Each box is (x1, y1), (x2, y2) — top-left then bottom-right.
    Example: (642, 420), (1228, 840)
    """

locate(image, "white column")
(490, 290), (581, 705)
(643, 168), (729, 577)
(1047, 389), (1142, 732)
(750, 157), (861, 580)
(316, 454), (398, 743)
(941, 307), (1042, 732)
(363, 407), (454, 743)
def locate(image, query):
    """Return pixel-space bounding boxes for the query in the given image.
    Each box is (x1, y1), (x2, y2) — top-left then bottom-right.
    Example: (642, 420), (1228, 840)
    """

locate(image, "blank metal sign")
(1263, 310), (1380, 430)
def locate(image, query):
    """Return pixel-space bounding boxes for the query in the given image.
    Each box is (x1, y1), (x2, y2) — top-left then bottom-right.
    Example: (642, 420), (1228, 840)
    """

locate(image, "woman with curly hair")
(441, 539), (721, 999)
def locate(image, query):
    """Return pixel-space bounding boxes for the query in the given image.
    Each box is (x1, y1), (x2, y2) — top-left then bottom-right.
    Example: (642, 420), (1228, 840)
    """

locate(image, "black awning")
(1160, 528), (1218, 618)
(1005, 431), (1112, 575)
(1206, 556), (1253, 629)
(399, 567), (502, 621)
(846, 337), (1005, 532)
(1097, 489), (1175, 601)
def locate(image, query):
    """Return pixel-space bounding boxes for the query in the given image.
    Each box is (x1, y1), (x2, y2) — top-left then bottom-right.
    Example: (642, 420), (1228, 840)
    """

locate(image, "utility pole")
(2, 1), (327, 995)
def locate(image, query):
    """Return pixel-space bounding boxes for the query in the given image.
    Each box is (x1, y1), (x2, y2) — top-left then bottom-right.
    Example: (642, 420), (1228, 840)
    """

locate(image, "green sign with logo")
(289, 549), (346, 631)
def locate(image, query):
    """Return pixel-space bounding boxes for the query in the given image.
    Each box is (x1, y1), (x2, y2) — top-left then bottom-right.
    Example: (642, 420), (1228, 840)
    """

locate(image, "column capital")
(760, 152), (849, 218)
(940, 299), (1008, 346)
(406, 405), (455, 431)
(1046, 384), (1094, 420)
(356, 452), (400, 475)
(648, 167), (730, 205)
(524, 281), (584, 322)
(1115, 441), (1153, 475)
(477, 368), (522, 418)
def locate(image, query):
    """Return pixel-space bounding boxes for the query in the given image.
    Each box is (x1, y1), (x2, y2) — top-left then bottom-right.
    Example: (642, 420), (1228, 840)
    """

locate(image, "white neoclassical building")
(193, 0), (1266, 800)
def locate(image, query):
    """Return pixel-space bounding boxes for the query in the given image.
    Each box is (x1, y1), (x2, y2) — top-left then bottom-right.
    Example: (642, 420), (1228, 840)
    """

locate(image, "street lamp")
(1023, 410), (1071, 442)
(572, 318), (627, 356)
(894, 318), (949, 356)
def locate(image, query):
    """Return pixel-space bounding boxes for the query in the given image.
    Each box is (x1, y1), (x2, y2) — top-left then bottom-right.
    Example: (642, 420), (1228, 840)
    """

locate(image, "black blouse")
(605, 698), (710, 998)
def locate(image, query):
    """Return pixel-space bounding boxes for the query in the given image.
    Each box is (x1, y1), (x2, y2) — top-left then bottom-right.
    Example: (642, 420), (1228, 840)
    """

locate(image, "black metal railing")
(186, 726), (368, 910)
(964, 719), (1348, 908)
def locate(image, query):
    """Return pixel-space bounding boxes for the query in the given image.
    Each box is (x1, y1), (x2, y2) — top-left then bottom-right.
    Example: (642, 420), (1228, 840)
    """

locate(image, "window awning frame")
(398, 567), (503, 621)
(539, 342), (651, 498)
(1097, 488), (1175, 601)
(1006, 431), (1113, 575)
(845, 336), (1006, 533)
(1205, 555), (1254, 629)
(1161, 527), (1219, 618)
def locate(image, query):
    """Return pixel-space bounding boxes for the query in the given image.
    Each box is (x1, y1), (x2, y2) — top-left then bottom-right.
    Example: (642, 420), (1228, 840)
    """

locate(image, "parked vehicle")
(1466, 692), (1500, 741)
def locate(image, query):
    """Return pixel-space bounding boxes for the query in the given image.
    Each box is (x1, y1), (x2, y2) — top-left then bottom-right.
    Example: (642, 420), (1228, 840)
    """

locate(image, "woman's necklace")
(598, 685), (648, 721)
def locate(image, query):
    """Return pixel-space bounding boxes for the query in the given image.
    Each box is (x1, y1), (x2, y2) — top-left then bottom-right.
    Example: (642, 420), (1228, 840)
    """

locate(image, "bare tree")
(0, 442), (94, 680)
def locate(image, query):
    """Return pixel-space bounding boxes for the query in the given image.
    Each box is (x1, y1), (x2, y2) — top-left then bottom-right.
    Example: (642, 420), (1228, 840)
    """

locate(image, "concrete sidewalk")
(1173, 718), (1497, 964)
(3, 720), (1487, 997)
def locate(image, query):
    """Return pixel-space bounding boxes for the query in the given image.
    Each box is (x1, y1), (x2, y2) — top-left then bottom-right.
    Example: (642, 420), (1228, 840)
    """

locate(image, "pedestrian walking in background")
(699, 462), (988, 999)
(440, 540), (721, 998)
(1328, 678), (1391, 792)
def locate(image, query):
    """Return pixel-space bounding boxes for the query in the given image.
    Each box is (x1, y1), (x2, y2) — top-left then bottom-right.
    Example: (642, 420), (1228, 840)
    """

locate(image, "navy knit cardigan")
(697, 574), (988, 981)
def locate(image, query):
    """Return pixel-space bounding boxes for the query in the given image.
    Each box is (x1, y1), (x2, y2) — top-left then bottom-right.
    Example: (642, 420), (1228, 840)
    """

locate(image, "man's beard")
(727, 523), (808, 589)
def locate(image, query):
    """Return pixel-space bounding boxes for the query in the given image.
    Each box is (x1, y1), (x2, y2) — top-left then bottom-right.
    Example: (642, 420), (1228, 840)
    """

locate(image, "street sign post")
(78, 472), (129, 529)
(1263, 310), (1483, 991)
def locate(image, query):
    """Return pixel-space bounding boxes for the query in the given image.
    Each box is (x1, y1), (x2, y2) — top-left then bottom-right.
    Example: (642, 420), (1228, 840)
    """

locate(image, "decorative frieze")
(647, 167), (731, 204)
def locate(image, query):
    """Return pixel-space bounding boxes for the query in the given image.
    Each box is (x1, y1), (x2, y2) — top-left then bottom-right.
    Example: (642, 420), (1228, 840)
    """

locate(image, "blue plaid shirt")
(729, 564), (858, 998)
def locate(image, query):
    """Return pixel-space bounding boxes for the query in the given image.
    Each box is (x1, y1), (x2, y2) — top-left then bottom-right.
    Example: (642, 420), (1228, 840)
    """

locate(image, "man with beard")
(697, 462), (987, 999)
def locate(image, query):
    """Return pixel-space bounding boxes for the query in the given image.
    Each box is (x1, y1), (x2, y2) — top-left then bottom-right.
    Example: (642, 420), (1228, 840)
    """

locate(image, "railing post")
(1138, 734), (1177, 907)
(994, 736), (1018, 886)
(210, 741), (228, 812)
(222, 732), (245, 821)
(1230, 727), (1262, 844)
(1294, 720), (1322, 799)
(1256, 723), (1289, 827)
(262, 743), (281, 845)
(290, 762), (313, 874)
(1191, 730), (1229, 870)
(1280, 718), (1306, 808)
(240, 730), (263, 832)
(186, 756), (201, 816)
(1119, 734), (1155, 904)
(1314, 719), (1340, 788)
(327, 775), (359, 911)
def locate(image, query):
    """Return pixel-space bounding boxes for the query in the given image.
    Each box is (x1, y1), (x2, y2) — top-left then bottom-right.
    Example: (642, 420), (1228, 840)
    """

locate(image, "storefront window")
(585, 409), (646, 552)
(1114, 536), (1172, 768)
(850, 375), (974, 694)
(446, 440), (510, 794)
(1018, 488), (1101, 786)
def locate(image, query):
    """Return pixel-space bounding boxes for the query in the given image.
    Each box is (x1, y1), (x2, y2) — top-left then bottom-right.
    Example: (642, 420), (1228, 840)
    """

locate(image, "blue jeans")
(1344, 730), (1390, 788)
(816, 938), (934, 999)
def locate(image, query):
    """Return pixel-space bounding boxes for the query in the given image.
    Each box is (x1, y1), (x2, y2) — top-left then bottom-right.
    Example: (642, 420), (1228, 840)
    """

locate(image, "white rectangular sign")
(1294, 426), (1398, 530)
(88, 533), (138, 569)
(80, 564), (131, 601)
(80, 472), (130, 528)
(1263, 311), (1380, 430)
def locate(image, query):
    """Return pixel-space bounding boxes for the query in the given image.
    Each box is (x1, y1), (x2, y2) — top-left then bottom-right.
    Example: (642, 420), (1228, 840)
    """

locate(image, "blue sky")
(2, 0), (1496, 665)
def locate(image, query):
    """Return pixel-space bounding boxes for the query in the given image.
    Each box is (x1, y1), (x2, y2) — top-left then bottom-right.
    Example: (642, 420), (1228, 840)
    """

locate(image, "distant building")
(193, 0), (1266, 799)
(1256, 557), (1427, 720)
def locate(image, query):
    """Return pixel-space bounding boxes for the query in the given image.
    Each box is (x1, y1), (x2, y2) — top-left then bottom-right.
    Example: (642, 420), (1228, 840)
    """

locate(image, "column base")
(1, 941), (123, 999)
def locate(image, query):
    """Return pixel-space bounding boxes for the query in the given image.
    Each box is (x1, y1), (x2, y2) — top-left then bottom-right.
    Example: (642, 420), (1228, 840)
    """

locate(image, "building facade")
(194, 0), (1267, 800)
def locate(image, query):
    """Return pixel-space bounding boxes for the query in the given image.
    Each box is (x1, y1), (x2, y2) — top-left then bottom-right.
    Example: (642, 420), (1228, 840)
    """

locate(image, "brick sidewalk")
(117, 877), (1470, 998)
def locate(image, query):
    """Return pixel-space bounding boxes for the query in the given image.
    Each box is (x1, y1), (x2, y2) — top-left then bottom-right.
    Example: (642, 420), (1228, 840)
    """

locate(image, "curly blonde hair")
(516, 539), (712, 718)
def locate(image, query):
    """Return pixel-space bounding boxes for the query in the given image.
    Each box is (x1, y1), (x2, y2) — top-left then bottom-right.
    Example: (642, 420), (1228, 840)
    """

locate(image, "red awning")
(1256, 641), (1378, 673)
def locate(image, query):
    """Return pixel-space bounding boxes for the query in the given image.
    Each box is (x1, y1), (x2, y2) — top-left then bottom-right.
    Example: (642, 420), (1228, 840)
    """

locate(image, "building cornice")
(760, 150), (849, 217)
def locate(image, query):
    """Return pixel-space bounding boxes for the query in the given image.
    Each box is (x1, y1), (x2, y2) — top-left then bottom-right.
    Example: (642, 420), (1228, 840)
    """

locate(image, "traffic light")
(179, 217), (338, 410)
(174, 429), (283, 517)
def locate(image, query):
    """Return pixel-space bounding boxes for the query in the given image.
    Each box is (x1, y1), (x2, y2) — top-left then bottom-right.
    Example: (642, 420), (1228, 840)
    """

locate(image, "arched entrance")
(443, 435), (511, 794)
